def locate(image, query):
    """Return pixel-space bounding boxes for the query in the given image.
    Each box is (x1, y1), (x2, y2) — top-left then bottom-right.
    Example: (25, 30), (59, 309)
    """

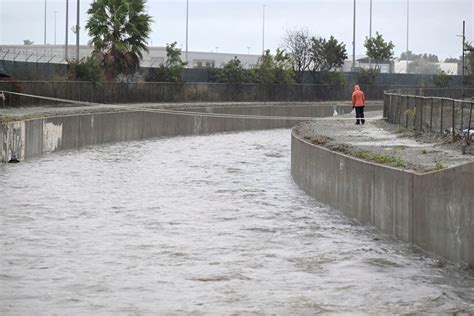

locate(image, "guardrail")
(384, 88), (474, 144)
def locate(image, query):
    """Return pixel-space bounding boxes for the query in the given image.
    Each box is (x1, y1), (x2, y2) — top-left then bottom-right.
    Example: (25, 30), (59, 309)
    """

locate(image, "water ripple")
(1, 129), (473, 314)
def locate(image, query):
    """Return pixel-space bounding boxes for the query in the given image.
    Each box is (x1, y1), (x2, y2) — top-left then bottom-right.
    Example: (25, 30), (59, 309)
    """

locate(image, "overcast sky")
(0, 0), (473, 60)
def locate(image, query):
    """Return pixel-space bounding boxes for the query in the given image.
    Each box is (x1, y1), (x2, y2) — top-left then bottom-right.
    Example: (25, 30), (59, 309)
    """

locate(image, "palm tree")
(86, 0), (152, 79)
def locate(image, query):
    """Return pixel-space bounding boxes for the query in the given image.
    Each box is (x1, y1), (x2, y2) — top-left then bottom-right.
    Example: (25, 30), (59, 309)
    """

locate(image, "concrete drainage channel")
(2, 101), (472, 268)
(0, 102), (380, 162)
(291, 131), (474, 268)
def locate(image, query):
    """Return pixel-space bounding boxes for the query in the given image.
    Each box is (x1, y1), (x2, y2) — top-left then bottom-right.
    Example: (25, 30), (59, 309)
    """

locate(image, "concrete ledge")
(291, 131), (474, 267)
(1, 103), (384, 163)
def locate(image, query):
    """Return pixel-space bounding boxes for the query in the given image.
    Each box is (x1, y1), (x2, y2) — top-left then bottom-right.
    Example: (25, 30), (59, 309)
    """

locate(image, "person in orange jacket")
(352, 84), (366, 125)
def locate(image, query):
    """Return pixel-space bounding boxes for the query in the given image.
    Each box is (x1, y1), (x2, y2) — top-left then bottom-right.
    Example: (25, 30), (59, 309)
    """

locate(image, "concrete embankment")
(291, 115), (474, 268)
(0, 101), (382, 163)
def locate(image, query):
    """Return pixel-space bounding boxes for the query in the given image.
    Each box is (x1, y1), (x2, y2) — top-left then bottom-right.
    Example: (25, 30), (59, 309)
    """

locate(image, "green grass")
(421, 149), (428, 154)
(355, 150), (406, 168)
(433, 162), (445, 171)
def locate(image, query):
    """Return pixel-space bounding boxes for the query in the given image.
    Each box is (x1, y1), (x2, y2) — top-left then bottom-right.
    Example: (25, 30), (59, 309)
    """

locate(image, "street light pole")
(76, 0), (80, 60)
(406, 0), (409, 73)
(65, 0), (69, 60)
(185, 0), (189, 64)
(369, 0), (372, 38)
(369, 0), (372, 68)
(352, 0), (356, 71)
(54, 11), (57, 45)
(44, 0), (47, 45)
(262, 4), (266, 55)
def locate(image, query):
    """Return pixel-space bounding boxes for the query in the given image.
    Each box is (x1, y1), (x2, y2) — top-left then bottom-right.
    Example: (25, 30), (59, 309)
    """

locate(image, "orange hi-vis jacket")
(352, 85), (365, 107)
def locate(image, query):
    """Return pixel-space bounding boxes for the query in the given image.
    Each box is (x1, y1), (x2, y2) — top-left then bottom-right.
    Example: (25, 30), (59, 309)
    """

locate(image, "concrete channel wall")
(291, 133), (474, 267)
(1, 103), (373, 163)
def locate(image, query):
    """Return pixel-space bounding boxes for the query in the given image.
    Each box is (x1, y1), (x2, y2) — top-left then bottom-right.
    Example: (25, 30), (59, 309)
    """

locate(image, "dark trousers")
(355, 106), (365, 124)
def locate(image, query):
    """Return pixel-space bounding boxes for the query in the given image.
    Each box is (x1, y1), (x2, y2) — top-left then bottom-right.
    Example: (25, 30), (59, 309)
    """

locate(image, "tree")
(364, 32), (394, 71)
(318, 36), (347, 71)
(208, 57), (253, 84)
(401, 51), (439, 63)
(444, 57), (460, 63)
(433, 71), (453, 88)
(145, 42), (186, 82)
(68, 56), (104, 82)
(207, 50), (295, 84)
(310, 35), (347, 71)
(219, 57), (254, 84)
(165, 42), (186, 67)
(86, 0), (152, 80)
(400, 50), (415, 61)
(308, 35), (347, 85)
(254, 49), (294, 84)
(23, 39), (34, 45)
(282, 28), (313, 83)
(357, 67), (378, 85)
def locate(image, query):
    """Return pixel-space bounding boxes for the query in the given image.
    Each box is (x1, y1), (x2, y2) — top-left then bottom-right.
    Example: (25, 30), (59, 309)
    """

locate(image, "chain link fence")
(384, 88), (474, 144)
(0, 48), (66, 64)
(0, 81), (401, 107)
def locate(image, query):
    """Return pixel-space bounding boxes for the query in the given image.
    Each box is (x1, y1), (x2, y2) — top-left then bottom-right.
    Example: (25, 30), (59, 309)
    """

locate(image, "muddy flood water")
(1, 129), (473, 314)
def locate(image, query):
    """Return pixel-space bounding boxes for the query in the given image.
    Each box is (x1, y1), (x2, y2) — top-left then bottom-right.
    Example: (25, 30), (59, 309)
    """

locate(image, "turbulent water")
(1, 129), (473, 314)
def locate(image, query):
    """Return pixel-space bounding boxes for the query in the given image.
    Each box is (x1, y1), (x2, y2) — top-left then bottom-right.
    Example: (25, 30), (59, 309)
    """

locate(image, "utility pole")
(44, 0), (47, 45)
(352, 0), (356, 71)
(185, 0), (189, 64)
(76, 0), (80, 60)
(462, 20), (465, 98)
(65, 0), (69, 60)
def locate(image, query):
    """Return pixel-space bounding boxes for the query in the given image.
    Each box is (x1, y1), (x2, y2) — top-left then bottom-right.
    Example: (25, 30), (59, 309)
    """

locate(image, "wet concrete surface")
(294, 110), (474, 173)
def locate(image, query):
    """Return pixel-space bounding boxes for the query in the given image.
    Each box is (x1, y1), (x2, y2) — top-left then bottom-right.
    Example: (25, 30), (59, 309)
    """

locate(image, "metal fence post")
(452, 99), (455, 141)
(397, 95), (402, 125)
(414, 97), (418, 130)
(419, 97), (423, 132)
(468, 102), (473, 145)
(430, 98), (434, 133)
(387, 93), (392, 121)
(405, 96), (409, 129)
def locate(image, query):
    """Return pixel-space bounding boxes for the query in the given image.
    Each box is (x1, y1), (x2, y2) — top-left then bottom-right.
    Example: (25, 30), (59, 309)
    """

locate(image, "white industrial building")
(1, 45), (460, 75)
(0, 44), (261, 69)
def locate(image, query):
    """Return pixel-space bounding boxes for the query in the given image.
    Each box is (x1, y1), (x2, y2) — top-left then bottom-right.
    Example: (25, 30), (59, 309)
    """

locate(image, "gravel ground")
(294, 110), (474, 174)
